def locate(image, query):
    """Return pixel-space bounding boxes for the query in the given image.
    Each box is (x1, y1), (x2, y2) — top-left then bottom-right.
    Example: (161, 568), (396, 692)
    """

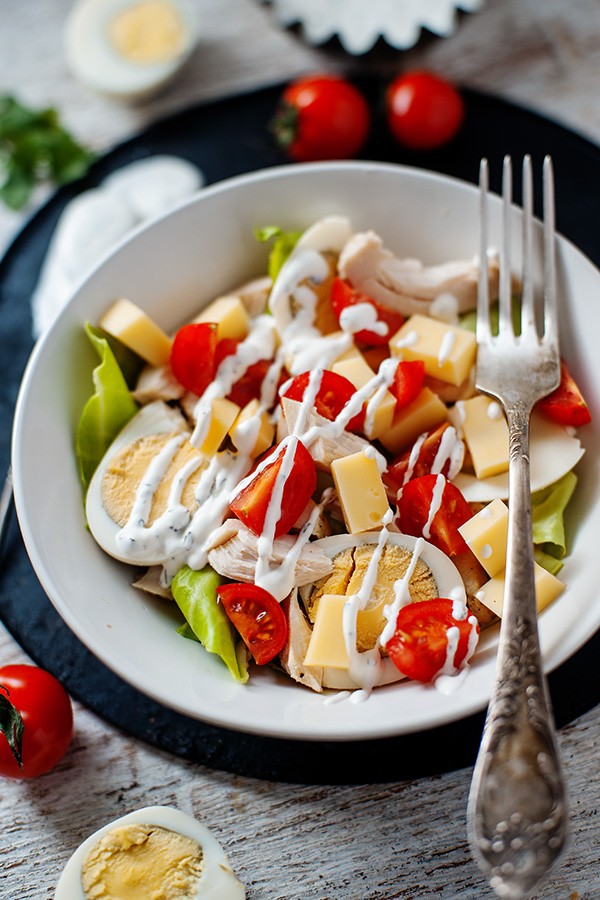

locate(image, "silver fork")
(467, 156), (568, 899)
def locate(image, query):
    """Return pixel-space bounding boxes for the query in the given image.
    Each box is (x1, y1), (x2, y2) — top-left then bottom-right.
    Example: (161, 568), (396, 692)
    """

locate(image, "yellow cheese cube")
(458, 395), (509, 479)
(475, 563), (565, 618)
(229, 399), (275, 459)
(198, 398), (240, 457)
(192, 295), (250, 340)
(331, 450), (390, 534)
(332, 355), (396, 440)
(304, 594), (350, 669)
(378, 387), (447, 455)
(100, 298), (172, 366)
(458, 499), (508, 577)
(331, 340), (363, 365)
(389, 314), (476, 386)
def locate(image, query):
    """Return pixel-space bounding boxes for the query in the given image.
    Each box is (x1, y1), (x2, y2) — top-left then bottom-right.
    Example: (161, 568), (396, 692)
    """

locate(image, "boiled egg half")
(55, 806), (245, 899)
(65, 0), (200, 100)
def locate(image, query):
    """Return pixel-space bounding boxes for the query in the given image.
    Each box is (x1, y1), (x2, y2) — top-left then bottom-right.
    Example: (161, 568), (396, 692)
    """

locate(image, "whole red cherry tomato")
(217, 583), (288, 665)
(386, 71), (464, 151)
(0, 665), (73, 779)
(271, 75), (370, 162)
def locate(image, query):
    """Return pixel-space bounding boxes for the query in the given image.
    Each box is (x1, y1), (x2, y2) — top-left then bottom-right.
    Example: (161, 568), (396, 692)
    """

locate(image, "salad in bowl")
(12, 163), (598, 740)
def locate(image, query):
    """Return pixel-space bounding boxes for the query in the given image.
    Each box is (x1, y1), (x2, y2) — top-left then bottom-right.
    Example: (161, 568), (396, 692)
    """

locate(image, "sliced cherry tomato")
(384, 423), (463, 492)
(271, 75), (370, 162)
(227, 359), (273, 407)
(385, 598), (479, 682)
(230, 437), (316, 538)
(281, 369), (365, 432)
(170, 322), (218, 396)
(214, 337), (239, 370)
(536, 359), (592, 427)
(0, 665), (73, 779)
(217, 583), (288, 665)
(330, 278), (405, 347)
(386, 71), (465, 151)
(389, 360), (426, 411)
(396, 473), (472, 557)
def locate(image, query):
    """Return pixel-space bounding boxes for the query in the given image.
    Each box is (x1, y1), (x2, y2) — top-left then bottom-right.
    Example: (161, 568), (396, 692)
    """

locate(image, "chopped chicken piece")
(132, 566), (172, 599)
(133, 363), (185, 405)
(206, 520), (333, 587)
(338, 230), (500, 316)
(235, 275), (272, 317)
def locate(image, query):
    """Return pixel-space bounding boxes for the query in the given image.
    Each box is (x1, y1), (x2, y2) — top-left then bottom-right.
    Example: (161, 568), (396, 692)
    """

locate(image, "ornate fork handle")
(468, 399), (568, 899)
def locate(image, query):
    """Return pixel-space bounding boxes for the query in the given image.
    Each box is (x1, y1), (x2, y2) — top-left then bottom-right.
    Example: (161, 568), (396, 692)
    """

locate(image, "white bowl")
(11, 162), (600, 741)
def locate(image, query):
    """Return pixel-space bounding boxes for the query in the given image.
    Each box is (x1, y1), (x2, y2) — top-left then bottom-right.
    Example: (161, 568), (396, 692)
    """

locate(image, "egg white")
(65, 0), (200, 100)
(86, 400), (191, 564)
(55, 806), (245, 899)
(303, 532), (467, 691)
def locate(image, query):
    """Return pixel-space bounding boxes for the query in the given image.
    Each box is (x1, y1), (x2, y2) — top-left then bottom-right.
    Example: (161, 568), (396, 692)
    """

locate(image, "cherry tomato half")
(396, 473), (473, 557)
(230, 437), (316, 538)
(536, 359), (592, 427)
(217, 583), (288, 665)
(386, 71), (465, 151)
(385, 598), (479, 682)
(389, 359), (426, 411)
(330, 278), (405, 347)
(271, 75), (370, 162)
(384, 422), (462, 492)
(0, 665), (73, 779)
(170, 322), (218, 396)
(281, 369), (365, 432)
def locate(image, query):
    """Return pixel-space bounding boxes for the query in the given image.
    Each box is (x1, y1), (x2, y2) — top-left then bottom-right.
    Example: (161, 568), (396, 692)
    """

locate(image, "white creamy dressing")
(431, 426), (464, 481)
(487, 400), (503, 421)
(422, 473), (447, 540)
(339, 302), (389, 338)
(111, 228), (478, 693)
(437, 331), (456, 367)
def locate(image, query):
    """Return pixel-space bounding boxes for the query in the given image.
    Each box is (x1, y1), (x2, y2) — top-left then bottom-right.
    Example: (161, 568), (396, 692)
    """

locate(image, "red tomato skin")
(386, 71), (464, 151)
(385, 598), (479, 682)
(282, 369), (365, 432)
(396, 474), (472, 557)
(0, 666), (73, 779)
(217, 583), (288, 665)
(390, 360), (426, 411)
(274, 76), (370, 162)
(384, 422), (458, 491)
(229, 438), (316, 538)
(330, 278), (404, 347)
(170, 322), (218, 396)
(537, 359), (592, 427)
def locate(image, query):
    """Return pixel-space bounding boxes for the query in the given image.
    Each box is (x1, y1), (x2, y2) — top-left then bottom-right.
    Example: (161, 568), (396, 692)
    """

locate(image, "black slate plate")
(1, 82), (600, 785)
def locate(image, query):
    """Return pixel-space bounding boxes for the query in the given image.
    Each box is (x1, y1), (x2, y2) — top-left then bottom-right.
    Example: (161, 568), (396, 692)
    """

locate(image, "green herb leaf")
(0, 95), (95, 210)
(0, 686), (24, 768)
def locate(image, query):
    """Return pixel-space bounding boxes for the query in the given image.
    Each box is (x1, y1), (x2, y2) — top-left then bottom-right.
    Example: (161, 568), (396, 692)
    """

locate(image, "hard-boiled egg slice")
(300, 532), (467, 691)
(454, 411), (585, 502)
(86, 400), (203, 565)
(65, 0), (200, 100)
(55, 806), (245, 899)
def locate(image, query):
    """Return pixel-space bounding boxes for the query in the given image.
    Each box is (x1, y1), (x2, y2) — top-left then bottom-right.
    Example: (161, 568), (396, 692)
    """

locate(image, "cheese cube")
(331, 450), (390, 534)
(332, 355), (396, 440)
(378, 388), (447, 455)
(192, 295), (250, 340)
(304, 594), (350, 669)
(100, 298), (172, 366)
(389, 314), (476, 386)
(458, 395), (509, 479)
(458, 499), (508, 577)
(198, 398), (240, 457)
(334, 342), (363, 365)
(474, 563), (565, 618)
(229, 399), (275, 459)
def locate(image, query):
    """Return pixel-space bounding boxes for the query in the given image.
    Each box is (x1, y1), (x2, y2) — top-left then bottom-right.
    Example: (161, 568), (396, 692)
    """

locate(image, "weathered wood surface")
(1, 1), (600, 897)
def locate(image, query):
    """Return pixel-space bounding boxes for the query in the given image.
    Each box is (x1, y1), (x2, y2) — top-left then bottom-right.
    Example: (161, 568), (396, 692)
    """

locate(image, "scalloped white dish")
(261, 0), (485, 54)
(11, 161), (600, 742)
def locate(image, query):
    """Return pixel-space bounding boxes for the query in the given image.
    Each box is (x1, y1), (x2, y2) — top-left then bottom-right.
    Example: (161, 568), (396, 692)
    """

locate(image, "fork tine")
(543, 155), (559, 349)
(521, 154), (535, 335)
(498, 155), (513, 334)
(476, 158), (490, 344)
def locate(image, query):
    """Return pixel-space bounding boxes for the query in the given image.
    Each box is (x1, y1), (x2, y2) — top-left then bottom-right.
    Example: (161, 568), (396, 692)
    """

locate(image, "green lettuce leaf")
(534, 547), (564, 577)
(171, 566), (249, 684)
(532, 471), (577, 560)
(255, 225), (301, 281)
(75, 323), (139, 493)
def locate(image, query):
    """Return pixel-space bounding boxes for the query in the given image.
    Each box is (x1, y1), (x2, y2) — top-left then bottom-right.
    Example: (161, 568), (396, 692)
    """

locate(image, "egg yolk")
(109, 1), (186, 64)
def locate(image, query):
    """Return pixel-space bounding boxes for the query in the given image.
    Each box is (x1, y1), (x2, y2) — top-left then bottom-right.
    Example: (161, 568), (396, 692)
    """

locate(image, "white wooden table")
(1, 1), (600, 897)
